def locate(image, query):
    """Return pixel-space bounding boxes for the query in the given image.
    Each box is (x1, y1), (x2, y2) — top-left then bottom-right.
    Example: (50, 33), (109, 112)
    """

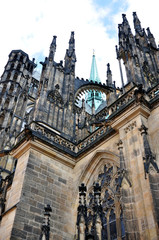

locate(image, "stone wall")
(1, 105), (159, 239)
(9, 147), (75, 240)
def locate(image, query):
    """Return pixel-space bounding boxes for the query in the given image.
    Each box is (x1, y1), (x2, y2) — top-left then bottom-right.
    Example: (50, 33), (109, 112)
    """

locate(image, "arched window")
(20, 55), (23, 62)
(77, 164), (125, 240)
(10, 63), (14, 70)
(2, 84), (7, 94)
(27, 63), (30, 71)
(7, 72), (11, 80)
(14, 54), (18, 60)
(9, 84), (14, 95)
(17, 64), (21, 71)
(0, 113), (5, 126)
(4, 98), (10, 109)
(109, 209), (117, 239)
(30, 65), (33, 73)
(13, 73), (18, 81)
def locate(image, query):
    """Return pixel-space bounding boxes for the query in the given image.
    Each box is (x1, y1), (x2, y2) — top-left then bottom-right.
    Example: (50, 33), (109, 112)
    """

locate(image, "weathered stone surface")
(1, 24), (159, 240)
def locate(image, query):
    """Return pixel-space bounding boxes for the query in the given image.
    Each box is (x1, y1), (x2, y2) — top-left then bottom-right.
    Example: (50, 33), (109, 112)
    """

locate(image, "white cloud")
(0, 0), (158, 88)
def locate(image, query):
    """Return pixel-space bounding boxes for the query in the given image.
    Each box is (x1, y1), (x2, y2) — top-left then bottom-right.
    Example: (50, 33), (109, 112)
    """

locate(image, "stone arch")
(79, 150), (119, 187)
(75, 150), (126, 239)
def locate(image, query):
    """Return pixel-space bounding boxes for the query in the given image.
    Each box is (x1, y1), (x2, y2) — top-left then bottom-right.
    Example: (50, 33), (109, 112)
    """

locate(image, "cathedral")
(0, 12), (159, 240)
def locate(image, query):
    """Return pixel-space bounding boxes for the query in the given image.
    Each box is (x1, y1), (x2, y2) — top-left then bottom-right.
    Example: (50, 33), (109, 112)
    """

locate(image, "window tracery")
(77, 163), (125, 240)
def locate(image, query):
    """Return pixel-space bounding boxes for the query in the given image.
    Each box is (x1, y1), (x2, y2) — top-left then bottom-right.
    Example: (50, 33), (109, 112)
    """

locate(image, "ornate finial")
(79, 183), (87, 194)
(50, 35), (57, 47)
(117, 139), (123, 150)
(115, 45), (119, 59)
(93, 49), (95, 56)
(93, 183), (101, 196)
(133, 12), (142, 33)
(69, 31), (75, 45)
(49, 35), (57, 61)
(122, 13), (126, 20)
(107, 63), (111, 74)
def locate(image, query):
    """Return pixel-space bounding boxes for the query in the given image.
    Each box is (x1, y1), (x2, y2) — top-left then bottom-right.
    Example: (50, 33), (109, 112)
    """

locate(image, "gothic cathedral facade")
(0, 12), (159, 240)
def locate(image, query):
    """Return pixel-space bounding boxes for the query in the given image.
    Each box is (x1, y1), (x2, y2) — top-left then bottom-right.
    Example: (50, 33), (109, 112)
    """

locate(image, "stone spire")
(133, 12), (143, 34)
(115, 45), (124, 90)
(118, 12), (159, 87)
(48, 35), (57, 61)
(122, 13), (132, 35)
(147, 27), (157, 49)
(64, 31), (76, 73)
(68, 31), (75, 55)
(86, 51), (103, 111)
(106, 63), (112, 86)
(89, 51), (101, 84)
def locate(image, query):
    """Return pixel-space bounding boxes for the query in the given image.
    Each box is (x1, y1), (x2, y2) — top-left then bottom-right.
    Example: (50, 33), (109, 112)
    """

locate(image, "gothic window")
(27, 63), (30, 71)
(77, 164), (125, 240)
(17, 64), (21, 71)
(30, 65), (33, 73)
(19, 55), (23, 62)
(13, 54), (18, 60)
(9, 84), (14, 95)
(15, 95), (24, 117)
(4, 98), (10, 109)
(13, 73), (18, 81)
(0, 113), (5, 126)
(2, 84), (7, 94)
(109, 209), (117, 239)
(10, 63), (14, 70)
(7, 72), (11, 80)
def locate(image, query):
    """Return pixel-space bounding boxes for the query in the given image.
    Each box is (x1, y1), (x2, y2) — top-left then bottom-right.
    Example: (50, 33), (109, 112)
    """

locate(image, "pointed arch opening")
(76, 151), (126, 240)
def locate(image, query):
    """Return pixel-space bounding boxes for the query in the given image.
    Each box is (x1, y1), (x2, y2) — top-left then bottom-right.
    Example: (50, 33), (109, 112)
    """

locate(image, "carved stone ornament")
(142, 61), (156, 84)
(124, 121), (136, 133)
(76, 164), (126, 239)
(47, 84), (64, 106)
(117, 140), (132, 188)
(139, 124), (159, 178)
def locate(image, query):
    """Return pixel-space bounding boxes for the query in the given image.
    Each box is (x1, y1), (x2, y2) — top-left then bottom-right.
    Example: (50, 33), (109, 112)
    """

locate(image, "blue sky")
(0, 0), (158, 86)
(93, 0), (129, 37)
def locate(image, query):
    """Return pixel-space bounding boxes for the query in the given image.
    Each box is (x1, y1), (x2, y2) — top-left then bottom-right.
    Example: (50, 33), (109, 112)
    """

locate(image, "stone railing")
(15, 83), (159, 156)
(95, 107), (109, 120)
(77, 125), (110, 152)
(147, 82), (159, 100)
(15, 121), (111, 155)
(32, 122), (76, 152)
(108, 88), (136, 115)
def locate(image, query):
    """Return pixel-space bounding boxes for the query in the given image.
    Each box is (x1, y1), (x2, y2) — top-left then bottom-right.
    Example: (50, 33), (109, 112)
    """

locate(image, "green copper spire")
(86, 51), (103, 111)
(89, 50), (101, 83)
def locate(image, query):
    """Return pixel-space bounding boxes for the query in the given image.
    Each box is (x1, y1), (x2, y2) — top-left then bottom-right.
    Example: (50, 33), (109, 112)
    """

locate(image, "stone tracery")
(77, 163), (125, 240)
